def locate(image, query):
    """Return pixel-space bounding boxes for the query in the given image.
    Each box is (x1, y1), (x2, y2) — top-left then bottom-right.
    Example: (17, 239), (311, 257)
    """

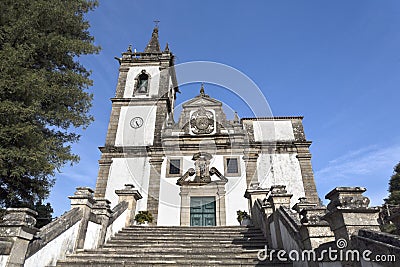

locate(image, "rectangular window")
(226, 158), (238, 173)
(169, 159), (181, 175)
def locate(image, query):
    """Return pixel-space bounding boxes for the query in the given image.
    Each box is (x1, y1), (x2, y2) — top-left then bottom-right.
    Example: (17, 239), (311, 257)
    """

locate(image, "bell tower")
(94, 26), (178, 224)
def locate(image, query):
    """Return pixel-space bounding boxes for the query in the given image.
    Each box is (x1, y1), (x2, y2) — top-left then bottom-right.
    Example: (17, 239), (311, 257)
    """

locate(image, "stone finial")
(267, 185), (293, 210)
(0, 208), (38, 227)
(200, 83), (205, 96)
(92, 198), (112, 216)
(0, 208), (39, 266)
(115, 184), (143, 201)
(127, 44), (132, 53)
(325, 187), (370, 211)
(122, 44), (133, 60)
(322, 186), (380, 241)
(292, 197), (317, 213)
(115, 184), (143, 226)
(68, 187), (95, 208)
(233, 111), (239, 124)
(299, 206), (329, 225)
(244, 184), (269, 218)
(164, 42), (170, 52)
(270, 185), (288, 195)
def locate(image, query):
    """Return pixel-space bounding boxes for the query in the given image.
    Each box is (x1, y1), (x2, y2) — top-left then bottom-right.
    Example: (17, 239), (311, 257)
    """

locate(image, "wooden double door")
(190, 197), (216, 226)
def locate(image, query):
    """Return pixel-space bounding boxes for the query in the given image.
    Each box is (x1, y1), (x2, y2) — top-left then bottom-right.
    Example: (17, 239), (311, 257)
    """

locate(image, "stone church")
(0, 27), (391, 267)
(93, 26), (319, 227)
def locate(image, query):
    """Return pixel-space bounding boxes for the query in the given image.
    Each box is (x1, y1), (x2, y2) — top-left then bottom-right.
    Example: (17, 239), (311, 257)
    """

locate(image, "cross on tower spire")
(144, 22), (161, 53)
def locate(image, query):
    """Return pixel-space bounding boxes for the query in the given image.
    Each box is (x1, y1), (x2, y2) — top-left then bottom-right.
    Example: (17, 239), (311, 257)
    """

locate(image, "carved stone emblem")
(176, 152), (228, 186)
(190, 107), (214, 134)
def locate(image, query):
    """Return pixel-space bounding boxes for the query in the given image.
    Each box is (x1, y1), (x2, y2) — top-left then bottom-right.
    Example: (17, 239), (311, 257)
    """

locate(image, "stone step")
(57, 260), (293, 267)
(111, 235), (266, 241)
(65, 252), (262, 260)
(79, 247), (261, 254)
(55, 226), (290, 267)
(123, 226), (261, 231)
(105, 240), (267, 247)
(115, 231), (263, 238)
(122, 226), (260, 233)
(56, 258), (290, 267)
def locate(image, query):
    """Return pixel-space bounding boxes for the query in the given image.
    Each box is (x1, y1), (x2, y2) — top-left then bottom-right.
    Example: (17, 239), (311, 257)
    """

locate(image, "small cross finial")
(200, 83), (205, 96)
(154, 20), (160, 28)
(127, 44), (132, 53)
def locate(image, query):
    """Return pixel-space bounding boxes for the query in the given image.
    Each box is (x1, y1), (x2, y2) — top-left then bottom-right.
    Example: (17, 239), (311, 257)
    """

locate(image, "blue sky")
(49, 0), (400, 216)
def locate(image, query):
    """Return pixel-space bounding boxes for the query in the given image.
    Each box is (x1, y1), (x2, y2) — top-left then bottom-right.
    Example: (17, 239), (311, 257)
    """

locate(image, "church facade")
(1, 26), (391, 267)
(93, 26), (319, 226)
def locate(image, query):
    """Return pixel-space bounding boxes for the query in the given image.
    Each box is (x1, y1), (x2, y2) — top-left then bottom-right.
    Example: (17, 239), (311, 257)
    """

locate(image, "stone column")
(322, 187), (380, 242)
(0, 208), (39, 267)
(268, 185), (292, 211)
(115, 66), (129, 98)
(91, 198), (112, 247)
(293, 198), (335, 251)
(267, 185), (293, 249)
(179, 187), (191, 226)
(115, 184), (143, 226)
(243, 152), (259, 188)
(146, 157), (163, 225)
(94, 157), (113, 198)
(244, 183), (269, 218)
(68, 187), (95, 250)
(216, 182), (227, 226)
(294, 142), (319, 204)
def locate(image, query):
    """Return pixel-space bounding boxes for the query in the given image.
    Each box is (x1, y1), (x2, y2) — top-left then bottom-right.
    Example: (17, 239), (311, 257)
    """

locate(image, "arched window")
(136, 71), (149, 94)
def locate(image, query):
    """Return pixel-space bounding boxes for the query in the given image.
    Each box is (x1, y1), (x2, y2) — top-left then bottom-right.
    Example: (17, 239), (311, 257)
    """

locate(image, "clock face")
(130, 117), (144, 129)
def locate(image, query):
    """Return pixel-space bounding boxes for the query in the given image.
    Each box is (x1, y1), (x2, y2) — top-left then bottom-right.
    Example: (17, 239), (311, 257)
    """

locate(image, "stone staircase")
(56, 226), (291, 266)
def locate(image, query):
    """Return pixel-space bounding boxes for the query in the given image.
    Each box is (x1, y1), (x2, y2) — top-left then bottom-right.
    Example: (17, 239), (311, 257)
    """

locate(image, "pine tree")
(0, 0), (99, 211)
(386, 162), (400, 205)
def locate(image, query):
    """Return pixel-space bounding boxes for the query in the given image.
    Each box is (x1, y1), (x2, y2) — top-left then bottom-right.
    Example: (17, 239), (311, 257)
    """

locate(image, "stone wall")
(0, 185), (141, 267)
(246, 185), (397, 267)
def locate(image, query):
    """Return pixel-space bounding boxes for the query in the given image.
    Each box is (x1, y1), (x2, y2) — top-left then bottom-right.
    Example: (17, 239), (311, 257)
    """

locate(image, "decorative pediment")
(176, 152), (228, 186)
(182, 96), (222, 108)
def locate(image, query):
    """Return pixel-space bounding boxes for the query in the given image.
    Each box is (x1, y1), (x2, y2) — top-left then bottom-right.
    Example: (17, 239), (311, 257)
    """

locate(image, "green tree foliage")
(0, 0), (100, 211)
(386, 162), (400, 205)
(34, 201), (54, 228)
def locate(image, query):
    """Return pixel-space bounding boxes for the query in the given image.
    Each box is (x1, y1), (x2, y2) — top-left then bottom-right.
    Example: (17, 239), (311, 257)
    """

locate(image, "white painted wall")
(157, 155), (248, 226)
(105, 157), (150, 211)
(223, 156), (248, 225)
(124, 66), (161, 98)
(0, 255), (9, 267)
(158, 176), (181, 226)
(253, 120), (295, 142)
(83, 221), (102, 250)
(115, 105), (157, 147)
(105, 209), (128, 242)
(257, 153), (306, 207)
(24, 221), (80, 267)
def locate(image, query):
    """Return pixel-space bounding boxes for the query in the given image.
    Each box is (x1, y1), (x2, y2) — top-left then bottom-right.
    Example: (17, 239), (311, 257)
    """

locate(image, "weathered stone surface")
(55, 226), (293, 267)
(26, 208), (82, 257)
(323, 187), (380, 242)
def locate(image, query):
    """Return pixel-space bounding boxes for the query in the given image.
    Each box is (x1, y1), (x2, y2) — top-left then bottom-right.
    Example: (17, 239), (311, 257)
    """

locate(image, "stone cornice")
(241, 116), (304, 122)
